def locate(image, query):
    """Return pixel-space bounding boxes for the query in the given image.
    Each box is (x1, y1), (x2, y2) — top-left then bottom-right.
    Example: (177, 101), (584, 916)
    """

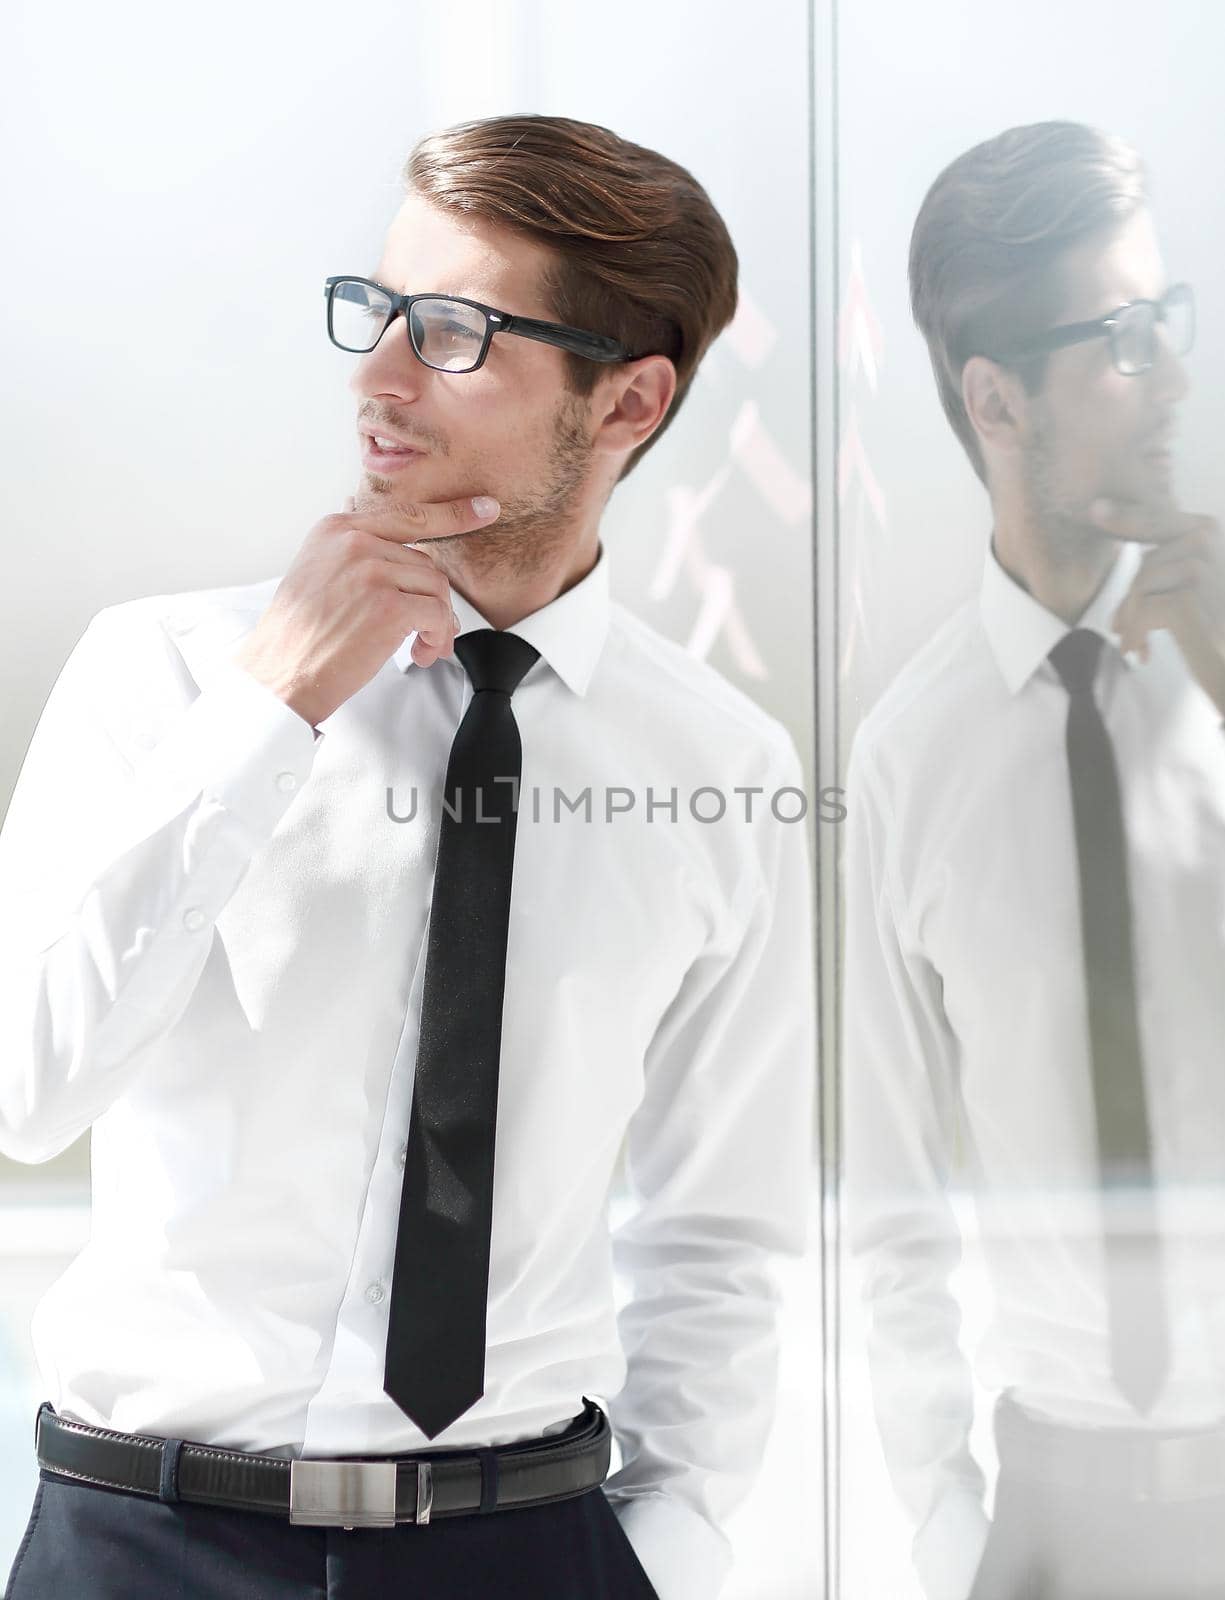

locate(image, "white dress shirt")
(842, 534), (1225, 1600)
(0, 539), (815, 1600)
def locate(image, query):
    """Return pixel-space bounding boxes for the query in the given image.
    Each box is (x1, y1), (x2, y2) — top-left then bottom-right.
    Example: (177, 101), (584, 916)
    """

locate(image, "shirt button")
(275, 771), (298, 792)
(182, 907), (206, 931)
(398, 1143), (408, 1167)
(365, 1281), (386, 1305)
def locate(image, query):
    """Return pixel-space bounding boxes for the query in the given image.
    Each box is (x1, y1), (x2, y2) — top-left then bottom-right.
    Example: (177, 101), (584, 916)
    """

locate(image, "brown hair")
(908, 120), (1148, 486)
(403, 114), (739, 481)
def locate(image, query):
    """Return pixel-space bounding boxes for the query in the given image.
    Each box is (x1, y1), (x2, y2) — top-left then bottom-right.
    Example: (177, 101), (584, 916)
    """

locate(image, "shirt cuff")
(911, 1485), (991, 1600)
(606, 1492), (733, 1600)
(137, 659), (321, 846)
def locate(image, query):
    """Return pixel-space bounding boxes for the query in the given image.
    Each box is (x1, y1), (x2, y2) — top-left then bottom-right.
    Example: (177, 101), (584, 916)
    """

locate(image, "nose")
(347, 310), (429, 404)
(1147, 323), (1190, 406)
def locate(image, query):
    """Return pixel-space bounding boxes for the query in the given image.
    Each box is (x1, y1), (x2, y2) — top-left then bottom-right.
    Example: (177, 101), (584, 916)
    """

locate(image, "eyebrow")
(1103, 285), (1171, 314)
(367, 272), (487, 304)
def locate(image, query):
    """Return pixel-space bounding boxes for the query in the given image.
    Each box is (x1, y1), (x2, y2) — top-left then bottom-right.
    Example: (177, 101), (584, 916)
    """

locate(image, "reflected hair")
(403, 114), (739, 482)
(908, 120), (1149, 487)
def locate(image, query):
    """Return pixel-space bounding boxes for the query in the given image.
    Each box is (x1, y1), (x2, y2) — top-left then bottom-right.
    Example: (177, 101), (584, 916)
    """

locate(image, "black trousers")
(967, 1400), (1225, 1600)
(966, 1467), (1225, 1600)
(4, 1470), (660, 1599)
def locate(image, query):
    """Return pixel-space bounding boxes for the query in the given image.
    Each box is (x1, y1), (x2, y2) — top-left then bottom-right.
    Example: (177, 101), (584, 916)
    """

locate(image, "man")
(0, 114), (814, 1600)
(843, 119), (1225, 1600)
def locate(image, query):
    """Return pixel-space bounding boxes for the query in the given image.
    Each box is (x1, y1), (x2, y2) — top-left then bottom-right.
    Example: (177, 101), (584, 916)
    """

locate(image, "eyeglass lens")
(329, 281), (489, 371)
(1112, 286), (1195, 374)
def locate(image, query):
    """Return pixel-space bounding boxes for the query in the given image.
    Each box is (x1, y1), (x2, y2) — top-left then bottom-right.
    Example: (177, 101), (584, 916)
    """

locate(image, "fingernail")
(1090, 497), (1113, 519)
(471, 496), (500, 518)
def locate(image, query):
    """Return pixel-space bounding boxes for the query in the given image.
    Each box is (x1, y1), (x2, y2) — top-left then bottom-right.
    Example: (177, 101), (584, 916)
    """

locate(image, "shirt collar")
(392, 539), (611, 698)
(979, 531), (1144, 695)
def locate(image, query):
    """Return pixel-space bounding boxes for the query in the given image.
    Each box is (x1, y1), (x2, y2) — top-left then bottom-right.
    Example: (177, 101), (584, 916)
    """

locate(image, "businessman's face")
(347, 190), (597, 558)
(1018, 207), (1190, 540)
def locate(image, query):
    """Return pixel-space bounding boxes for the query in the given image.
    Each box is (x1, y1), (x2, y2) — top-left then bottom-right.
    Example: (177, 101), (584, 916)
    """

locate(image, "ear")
(961, 354), (1031, 458)
(590, 355), (677, 460)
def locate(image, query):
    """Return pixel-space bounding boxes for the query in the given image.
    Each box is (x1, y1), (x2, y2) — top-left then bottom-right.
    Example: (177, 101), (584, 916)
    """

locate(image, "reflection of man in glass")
(844, 120), (1225, 1600)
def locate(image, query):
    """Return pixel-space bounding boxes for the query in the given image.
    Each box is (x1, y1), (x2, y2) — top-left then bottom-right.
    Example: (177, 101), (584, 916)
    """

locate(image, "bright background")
(7, 0), (1222, 1595)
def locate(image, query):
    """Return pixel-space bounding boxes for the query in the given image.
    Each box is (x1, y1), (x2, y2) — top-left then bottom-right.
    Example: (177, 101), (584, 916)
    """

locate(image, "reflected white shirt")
(843, 536), (1225, 1600)
(0, 540), (815, 1600)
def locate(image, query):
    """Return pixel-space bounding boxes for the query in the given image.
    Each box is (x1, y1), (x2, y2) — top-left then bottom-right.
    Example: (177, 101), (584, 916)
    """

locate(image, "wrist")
(230, 643), (320, 730)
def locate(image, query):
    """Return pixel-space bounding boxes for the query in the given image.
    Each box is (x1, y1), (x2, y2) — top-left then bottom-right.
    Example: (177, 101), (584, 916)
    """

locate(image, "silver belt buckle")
(289, 1458), (399, 1528)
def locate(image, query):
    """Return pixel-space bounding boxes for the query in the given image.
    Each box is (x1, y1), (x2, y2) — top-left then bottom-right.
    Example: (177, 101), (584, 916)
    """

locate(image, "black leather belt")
(35, 1396), (611, 1529)
(995, 1391), (1225, 1503)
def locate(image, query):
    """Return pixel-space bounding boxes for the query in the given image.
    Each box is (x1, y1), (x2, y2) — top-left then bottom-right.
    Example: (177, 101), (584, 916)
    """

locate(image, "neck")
(990, 501), (1118, 626)
(449, 527), (602, 631)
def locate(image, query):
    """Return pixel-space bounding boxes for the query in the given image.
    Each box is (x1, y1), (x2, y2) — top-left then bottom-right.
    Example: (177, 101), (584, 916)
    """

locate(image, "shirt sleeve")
(0, 605), (322, 1164)
(840, 735), (989, 1600)
(602, 732), (816, 1600)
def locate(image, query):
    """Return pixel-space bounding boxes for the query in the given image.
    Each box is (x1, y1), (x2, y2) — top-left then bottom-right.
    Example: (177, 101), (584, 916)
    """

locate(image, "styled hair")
(403, 114), (739, 481)
(908, 120), (1149, 485)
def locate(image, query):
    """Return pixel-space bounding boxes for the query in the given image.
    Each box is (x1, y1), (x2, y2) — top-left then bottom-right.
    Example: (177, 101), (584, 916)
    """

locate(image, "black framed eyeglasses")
(324, 275), (635, 373)
(982, 281), (1195, 377)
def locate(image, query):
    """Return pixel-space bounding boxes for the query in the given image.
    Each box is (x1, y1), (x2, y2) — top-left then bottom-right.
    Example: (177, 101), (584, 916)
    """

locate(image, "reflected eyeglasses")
(981, 282), (1195, 377)
(324, 275), (635, 373)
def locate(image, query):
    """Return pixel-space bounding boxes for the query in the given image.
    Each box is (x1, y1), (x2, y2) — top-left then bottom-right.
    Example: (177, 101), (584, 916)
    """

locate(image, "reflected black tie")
(1048, 627), (1168, 1414)
(384, 627), (540, 1439)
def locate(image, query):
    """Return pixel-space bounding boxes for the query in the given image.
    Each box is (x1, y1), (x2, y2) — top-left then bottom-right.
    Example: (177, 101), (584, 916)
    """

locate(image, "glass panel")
(832, 5), (1225, 1599)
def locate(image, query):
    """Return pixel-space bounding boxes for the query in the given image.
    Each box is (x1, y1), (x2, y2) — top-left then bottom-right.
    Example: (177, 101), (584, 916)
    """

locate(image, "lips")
(359, 423), (429, 474)
(361, 425), (425, 451)
(362, 435), (423, 473)
(1142, 422), (1176, 457)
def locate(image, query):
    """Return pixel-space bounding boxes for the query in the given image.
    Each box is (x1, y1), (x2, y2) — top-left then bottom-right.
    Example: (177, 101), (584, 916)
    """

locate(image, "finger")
(1135, 530), (1214, 571)
(409, 614), (461, 666)
(1111, 548), (1213, 634)
(411, 632), (448, 668)
(1133, 557), (1205, 596)
(1085, 495), (1213, 545)
(355, 495), (501, 545)
(379, 563), (460, 656)
(390, 587), (457, 650)
(1121, 587), (1196, 663)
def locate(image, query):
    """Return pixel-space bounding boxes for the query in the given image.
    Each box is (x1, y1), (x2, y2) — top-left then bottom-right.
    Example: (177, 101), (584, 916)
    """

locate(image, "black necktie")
(384, 627), (540, 1439)
(1048, 627), (1168, 1414)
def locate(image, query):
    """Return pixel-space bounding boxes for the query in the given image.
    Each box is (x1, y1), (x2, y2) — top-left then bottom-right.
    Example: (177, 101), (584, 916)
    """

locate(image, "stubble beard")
(369, 391), (597, 587)
(1021, 407), (1114, 569)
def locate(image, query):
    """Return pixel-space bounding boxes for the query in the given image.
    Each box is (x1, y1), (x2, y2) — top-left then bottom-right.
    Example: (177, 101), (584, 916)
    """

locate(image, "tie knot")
(1048, 627), (1105, 697)
(453, 628), (541, 696)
